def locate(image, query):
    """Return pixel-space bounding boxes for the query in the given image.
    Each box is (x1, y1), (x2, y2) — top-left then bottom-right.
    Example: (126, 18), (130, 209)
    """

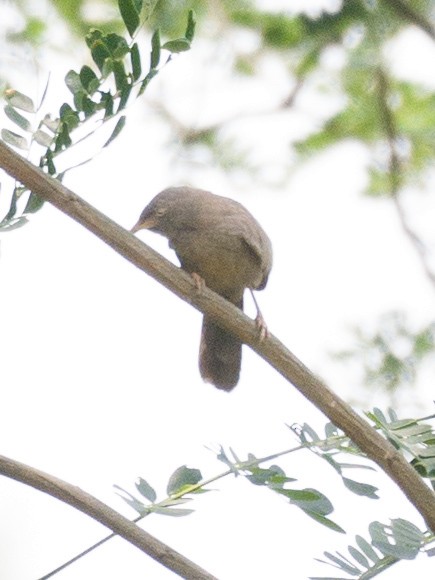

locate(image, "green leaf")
(159, 497), (192, 508)
(79, 65), (99, 95)
(112, 60), (129, 92)
(73, 92), (85, 113)
(102, 58), (114, 79)
(118, 0), (140, 37)
(321, 551), (361, 574)
(2, 185), (22, 222)
(392, 422), (431, 438)
(4, 104), (32, 132)
(355, 535), (381, 564)
(65, 70), (83, 95)
(342, 477), (379, 499)
(42, 150), (56, 175)
(113, 484), (149, 515)
(152, 506), (194, 517)
(300, 423), (320, 443)
(1, 128), (28, 150)
(81, 96), (97, 118)
(185, 9), (196, 42)
(5, 89), (35, 113)
(135, 477), (156, 502)
(372, 408), (388, 424)
(0, 216), (29, 232)
(150, 29), (161, 69)
(100, 92), (114, 118)
(122, 495), (149, 515)
(369, 520), (423, 560)
(56, 122), (72, 150)
(117, 84), (133, 111)
(104, 115), (126, 147)
(166, 466), (202, 496)
(24, 193), (44, 214)
(90, 39), (112, 73)
(139, 69), (158, 95)
(85, 29), (103, 48)
(214, 446), (234, 469)
(130, 42), (142, 80)
(59, 103), (79, 130)
(348, 545), (369, 569)
(413, 326), (435, 356)
(105, 33), (130, 59)
(306, 512), (346, 533)
(324, 422), (340, 438)
(37, 74), (51, 111)
(162, 39), (191, 53)
(246, 464), (295, 487)
(291, 488), (334, 516)
(277, 488), (320, 502)
(41, 114), (59, 133)
(33, 129), (53, 147)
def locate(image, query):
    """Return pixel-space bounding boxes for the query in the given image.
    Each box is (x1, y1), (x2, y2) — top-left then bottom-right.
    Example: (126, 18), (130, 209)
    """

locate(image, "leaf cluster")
(112, 410), (435, 578)
(311, 408), (435, 578)
(336, 312), (435, 394)
(368, 408), (435, 487)
(0, 5), (196, 231)
(312, 518), (434, 580)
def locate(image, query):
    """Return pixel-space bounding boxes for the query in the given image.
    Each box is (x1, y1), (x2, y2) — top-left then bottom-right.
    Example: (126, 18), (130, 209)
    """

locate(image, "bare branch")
(0, 454), (217, 579)
(392, 194), (435, 289)
(376, 68), (435, 290)
(381, 0), (435, 41)
(149, 82), (302, 146)
(1, 139), (435, 536)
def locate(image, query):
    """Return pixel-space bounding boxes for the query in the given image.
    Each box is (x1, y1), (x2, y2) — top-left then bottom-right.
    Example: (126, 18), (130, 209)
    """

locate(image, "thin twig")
(392, 194), (435, 289)
(376, 67), (435, 290)
(0, 454), (217, 580)
(149, 81), (302, 146)
(38, 444), (304, 578)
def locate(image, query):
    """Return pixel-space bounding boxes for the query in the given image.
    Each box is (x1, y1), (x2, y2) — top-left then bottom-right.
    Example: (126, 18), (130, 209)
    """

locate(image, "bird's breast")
(171, 230), (264, 300)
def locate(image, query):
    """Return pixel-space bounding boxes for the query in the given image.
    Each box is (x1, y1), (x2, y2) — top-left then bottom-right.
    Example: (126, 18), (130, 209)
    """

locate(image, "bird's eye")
(156, 207), (166, 217)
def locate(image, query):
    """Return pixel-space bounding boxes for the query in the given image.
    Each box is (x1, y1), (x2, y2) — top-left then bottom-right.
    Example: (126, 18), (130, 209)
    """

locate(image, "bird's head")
(131, 187), (201, 238)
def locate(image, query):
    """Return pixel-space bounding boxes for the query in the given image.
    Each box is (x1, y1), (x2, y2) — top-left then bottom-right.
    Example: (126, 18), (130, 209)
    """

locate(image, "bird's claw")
(191, 272), (206, 292)
(255, 313), (269, 341)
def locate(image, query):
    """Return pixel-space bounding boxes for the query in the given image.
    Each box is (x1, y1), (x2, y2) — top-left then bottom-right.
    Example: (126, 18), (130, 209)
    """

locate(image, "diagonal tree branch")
(1, 139), (435, 537)
(0, 454), (217, 579)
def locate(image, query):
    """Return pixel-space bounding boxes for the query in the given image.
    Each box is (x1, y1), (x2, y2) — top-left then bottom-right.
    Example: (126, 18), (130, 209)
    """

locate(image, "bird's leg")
(249, 289), (268, 341)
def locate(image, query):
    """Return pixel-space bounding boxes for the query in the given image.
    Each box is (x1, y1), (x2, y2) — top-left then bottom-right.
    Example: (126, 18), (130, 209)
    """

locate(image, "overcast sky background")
(1, 2), (435, 579)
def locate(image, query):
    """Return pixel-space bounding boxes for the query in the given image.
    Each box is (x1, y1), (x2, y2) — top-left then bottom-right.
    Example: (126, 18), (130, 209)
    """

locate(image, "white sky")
(1, 3), (435, 579)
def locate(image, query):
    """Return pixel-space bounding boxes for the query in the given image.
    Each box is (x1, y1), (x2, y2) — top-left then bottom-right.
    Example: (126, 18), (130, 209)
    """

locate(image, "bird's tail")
(199, 299), (243, 391)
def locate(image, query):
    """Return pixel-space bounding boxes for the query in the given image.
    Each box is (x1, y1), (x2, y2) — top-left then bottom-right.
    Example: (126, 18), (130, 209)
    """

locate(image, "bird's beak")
(130, 216), (157, 233)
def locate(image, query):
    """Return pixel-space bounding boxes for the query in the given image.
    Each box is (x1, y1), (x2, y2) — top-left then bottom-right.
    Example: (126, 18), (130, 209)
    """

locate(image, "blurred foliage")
(336, 312), (435, 394)
(4, 0), (435, 195)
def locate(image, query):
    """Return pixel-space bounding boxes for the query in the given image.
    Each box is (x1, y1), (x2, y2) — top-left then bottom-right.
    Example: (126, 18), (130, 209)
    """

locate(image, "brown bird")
(131, 186), (272, 391)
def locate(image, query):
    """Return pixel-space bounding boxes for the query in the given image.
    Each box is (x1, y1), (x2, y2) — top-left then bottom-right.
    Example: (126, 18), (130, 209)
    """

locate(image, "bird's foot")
(191, 272), (206, 293)
(255, 312), (269, 341)
(249, 289), (269, 341)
